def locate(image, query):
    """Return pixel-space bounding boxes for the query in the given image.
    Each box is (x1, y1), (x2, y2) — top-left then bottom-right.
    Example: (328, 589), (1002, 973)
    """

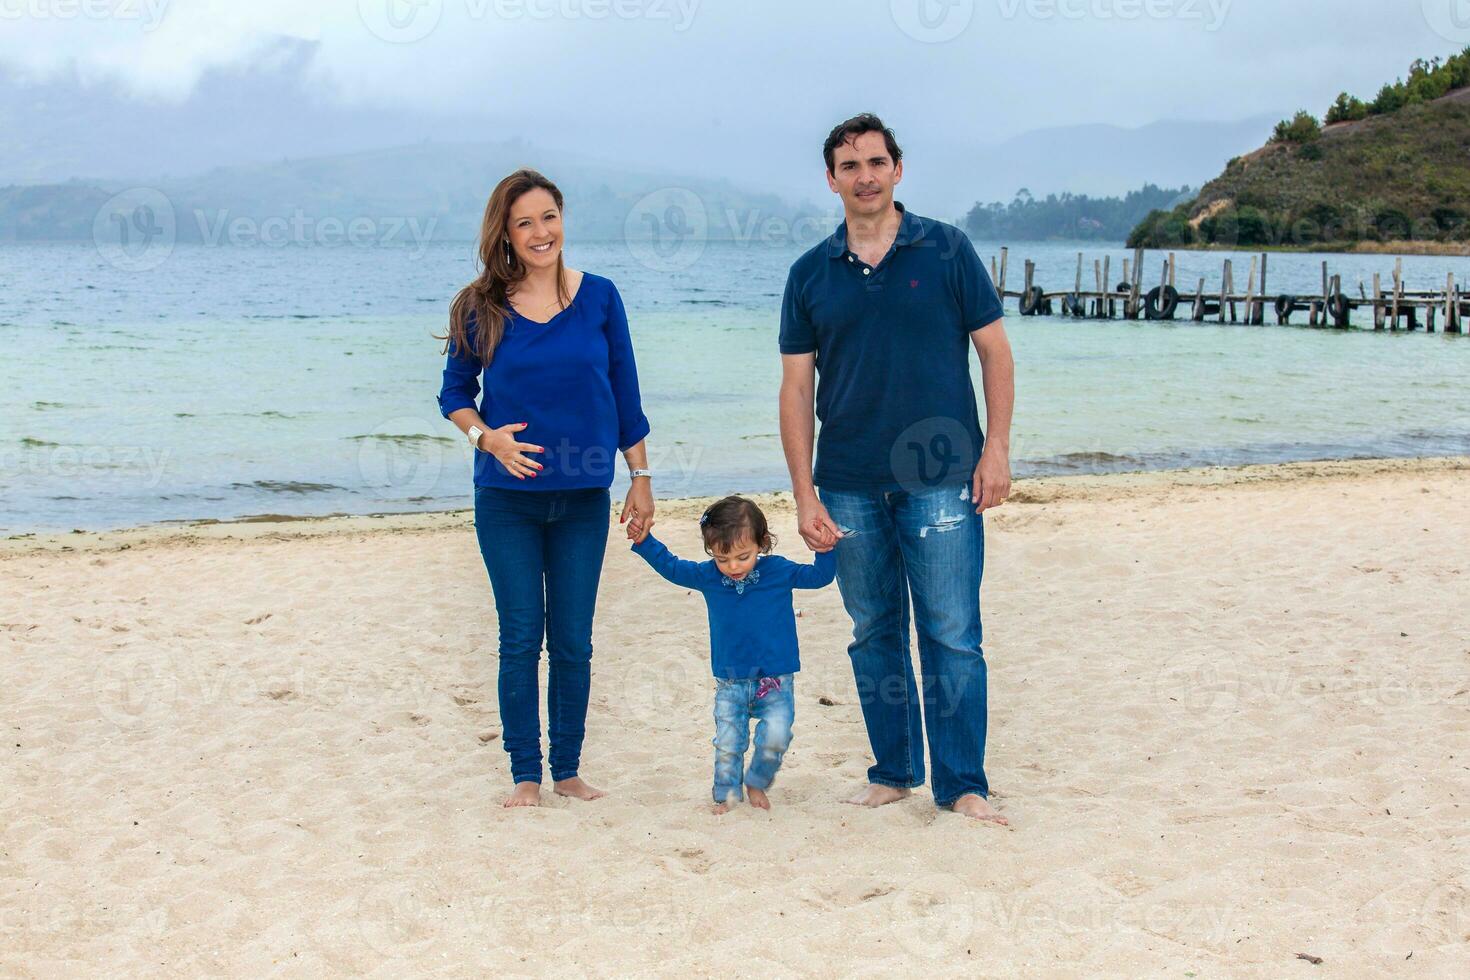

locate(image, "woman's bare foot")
(504, 782), (541, 808)
(711, 801), (731, 815)
(951, 793), (1008, 826)
(746, 787), (770, 810)
(846, 784), (911, 807)
(552, 776), (606, 801)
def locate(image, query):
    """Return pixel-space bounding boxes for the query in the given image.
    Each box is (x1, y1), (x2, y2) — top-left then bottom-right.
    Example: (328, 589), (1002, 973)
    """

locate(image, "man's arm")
(779, 353), (842, 550)
(969, 319), (1015, 513)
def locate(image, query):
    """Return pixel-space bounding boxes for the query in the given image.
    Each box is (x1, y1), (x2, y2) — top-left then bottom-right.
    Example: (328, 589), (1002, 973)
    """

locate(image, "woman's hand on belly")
(480, 422), (545, 480)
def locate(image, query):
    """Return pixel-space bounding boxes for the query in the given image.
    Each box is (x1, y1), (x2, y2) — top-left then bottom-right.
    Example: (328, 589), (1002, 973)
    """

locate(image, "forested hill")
(1129, 49), (1470, 251)
(963, 184), (1192, 242)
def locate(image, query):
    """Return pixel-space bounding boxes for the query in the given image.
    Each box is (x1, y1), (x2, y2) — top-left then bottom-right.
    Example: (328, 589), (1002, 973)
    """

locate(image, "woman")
(437, 169), (655, 808)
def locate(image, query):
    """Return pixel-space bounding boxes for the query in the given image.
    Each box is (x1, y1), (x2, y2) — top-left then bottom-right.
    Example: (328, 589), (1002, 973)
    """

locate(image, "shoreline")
(1127, 239), (1470, 257)
(6, 453), (1465, 557)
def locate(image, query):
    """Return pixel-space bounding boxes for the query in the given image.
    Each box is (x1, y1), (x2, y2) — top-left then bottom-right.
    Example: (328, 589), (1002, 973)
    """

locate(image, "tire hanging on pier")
(1274, 294), (1299, 324)
(1020, 285), (1045, 316)
(1061, 293), (1086, 317)
(1144, 285), (1179, 320)
(1326, 293), (1351, 327)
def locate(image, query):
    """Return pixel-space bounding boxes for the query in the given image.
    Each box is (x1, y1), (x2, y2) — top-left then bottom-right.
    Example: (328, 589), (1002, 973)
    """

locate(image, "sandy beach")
(3, 456), (1468, 977)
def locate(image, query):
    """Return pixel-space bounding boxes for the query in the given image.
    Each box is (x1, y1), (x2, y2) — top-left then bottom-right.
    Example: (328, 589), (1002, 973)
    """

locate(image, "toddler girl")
(631, 495), (836, 812)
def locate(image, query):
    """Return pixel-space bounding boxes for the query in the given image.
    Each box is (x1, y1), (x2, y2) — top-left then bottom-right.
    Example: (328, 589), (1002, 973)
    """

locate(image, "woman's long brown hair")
(437, 169), (570, 365)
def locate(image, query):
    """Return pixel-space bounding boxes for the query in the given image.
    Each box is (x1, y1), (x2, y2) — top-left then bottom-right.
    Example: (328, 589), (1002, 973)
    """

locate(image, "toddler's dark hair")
(700, 496), (775, 555)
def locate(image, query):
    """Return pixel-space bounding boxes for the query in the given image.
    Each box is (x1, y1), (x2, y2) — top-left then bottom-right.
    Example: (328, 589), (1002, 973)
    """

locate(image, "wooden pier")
(987, 247), (1467, 333)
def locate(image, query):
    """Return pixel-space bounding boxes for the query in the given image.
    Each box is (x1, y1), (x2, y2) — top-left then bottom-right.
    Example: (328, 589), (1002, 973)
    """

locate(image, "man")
(778, 113), (1015, 825)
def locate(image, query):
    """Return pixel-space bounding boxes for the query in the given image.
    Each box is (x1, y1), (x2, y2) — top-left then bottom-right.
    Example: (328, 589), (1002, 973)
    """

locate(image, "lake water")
(2, 236), (1468, 534)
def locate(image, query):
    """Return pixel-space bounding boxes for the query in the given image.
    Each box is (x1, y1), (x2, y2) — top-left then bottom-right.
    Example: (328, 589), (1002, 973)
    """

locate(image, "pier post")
(998, 247), (1009, 305)
(1392, 258), (1403, 330)
(1220, 260), (1232, 323)
(1128, 246), (1143, 319)
(1373, 273), (1384, 330)
(1244, 256), (1258, 326)
(1259, 253), (1268, 317)
(1449, 273), (1461, 334)
(1102, 256), (1112, 317)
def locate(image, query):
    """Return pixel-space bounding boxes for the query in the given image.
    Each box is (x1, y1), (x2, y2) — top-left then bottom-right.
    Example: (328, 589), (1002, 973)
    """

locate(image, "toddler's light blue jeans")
(712, 674), (795, 804)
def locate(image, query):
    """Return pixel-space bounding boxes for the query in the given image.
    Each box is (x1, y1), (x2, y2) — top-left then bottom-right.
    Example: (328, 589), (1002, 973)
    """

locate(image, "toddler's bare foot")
(711, 801), (731, 815)
(553, 776), (606, 801)
(846, 784), (911, 807)
(504, 782), (541, 808)
(951, 793), (1008, 826)
(746, 787), (770, 810)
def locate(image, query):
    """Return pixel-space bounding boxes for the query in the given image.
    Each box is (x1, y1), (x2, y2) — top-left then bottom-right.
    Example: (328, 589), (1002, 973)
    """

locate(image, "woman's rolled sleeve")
(436, 322), (483, 418)
(604, 284), (651, 450)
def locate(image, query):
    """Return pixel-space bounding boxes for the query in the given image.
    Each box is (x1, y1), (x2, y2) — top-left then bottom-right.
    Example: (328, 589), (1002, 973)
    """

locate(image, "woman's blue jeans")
(473, 486), (610, 785)
(820, 483), (991, 807)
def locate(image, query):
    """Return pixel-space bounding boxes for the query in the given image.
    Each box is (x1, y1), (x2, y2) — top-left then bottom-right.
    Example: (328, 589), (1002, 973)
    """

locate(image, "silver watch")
(467, 425), (485, 449)
(630, 468), (652, 480)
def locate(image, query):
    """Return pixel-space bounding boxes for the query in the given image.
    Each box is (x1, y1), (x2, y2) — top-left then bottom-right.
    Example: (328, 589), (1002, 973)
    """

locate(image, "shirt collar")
(826, 201), (924, 258)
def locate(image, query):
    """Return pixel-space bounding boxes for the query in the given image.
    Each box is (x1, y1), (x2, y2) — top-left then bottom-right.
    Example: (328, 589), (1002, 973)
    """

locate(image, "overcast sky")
(0, 0), (1461, 199)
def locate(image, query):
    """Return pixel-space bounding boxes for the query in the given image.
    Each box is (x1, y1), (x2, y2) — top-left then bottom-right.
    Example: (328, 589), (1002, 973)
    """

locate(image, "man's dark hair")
(700, 495), (775, 556)
(823, 113), (903, 175)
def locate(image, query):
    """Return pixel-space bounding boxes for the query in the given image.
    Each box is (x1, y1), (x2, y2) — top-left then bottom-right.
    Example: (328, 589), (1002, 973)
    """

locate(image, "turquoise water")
(2, 239), (1467, 533)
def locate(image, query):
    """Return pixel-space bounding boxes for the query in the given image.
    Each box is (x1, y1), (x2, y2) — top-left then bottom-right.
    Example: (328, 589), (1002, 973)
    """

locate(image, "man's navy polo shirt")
(779, 202), (1003, 491)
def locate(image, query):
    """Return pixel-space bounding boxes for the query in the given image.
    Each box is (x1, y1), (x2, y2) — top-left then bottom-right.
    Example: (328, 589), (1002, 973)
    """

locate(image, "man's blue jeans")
(820, 483), (990, 807)
(712, 674), (795, 804)
(474, 485), (610, 786)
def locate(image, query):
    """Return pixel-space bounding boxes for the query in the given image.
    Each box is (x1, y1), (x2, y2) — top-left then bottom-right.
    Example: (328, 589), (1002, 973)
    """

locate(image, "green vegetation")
(963, 184), (1192, 242)
(1326, 49), (1470, 123)
(1130, 48), (1470, 250)
(1271, 111), (1321, 145)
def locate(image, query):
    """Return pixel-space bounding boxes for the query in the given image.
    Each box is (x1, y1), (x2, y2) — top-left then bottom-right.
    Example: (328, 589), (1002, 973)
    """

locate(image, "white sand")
(2, 457), (1467, 976)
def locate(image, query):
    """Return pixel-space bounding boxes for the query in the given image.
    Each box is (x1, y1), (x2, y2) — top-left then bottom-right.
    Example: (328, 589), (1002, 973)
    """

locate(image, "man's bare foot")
(951, 793), (1008, 826)
(711, 801), (731, 815)
(846, 784), (912, 807)
(504, 782), (541, 808)
(746, 787), (770, 810)
(552, 776), (606, 801)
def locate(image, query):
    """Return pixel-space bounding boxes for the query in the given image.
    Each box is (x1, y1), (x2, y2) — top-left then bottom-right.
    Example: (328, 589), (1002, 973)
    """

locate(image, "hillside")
(0, 140), (821, 244)
(964, 184), (1193, 242)
(1130, 53), (1470, 251)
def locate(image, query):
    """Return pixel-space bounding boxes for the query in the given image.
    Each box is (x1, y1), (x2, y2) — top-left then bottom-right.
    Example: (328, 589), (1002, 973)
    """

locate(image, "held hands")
(480, 422), (544, 480)
(620, 476), (654, 544)
(796, 495), (843, 553)
(971, 445), (1011, 513)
